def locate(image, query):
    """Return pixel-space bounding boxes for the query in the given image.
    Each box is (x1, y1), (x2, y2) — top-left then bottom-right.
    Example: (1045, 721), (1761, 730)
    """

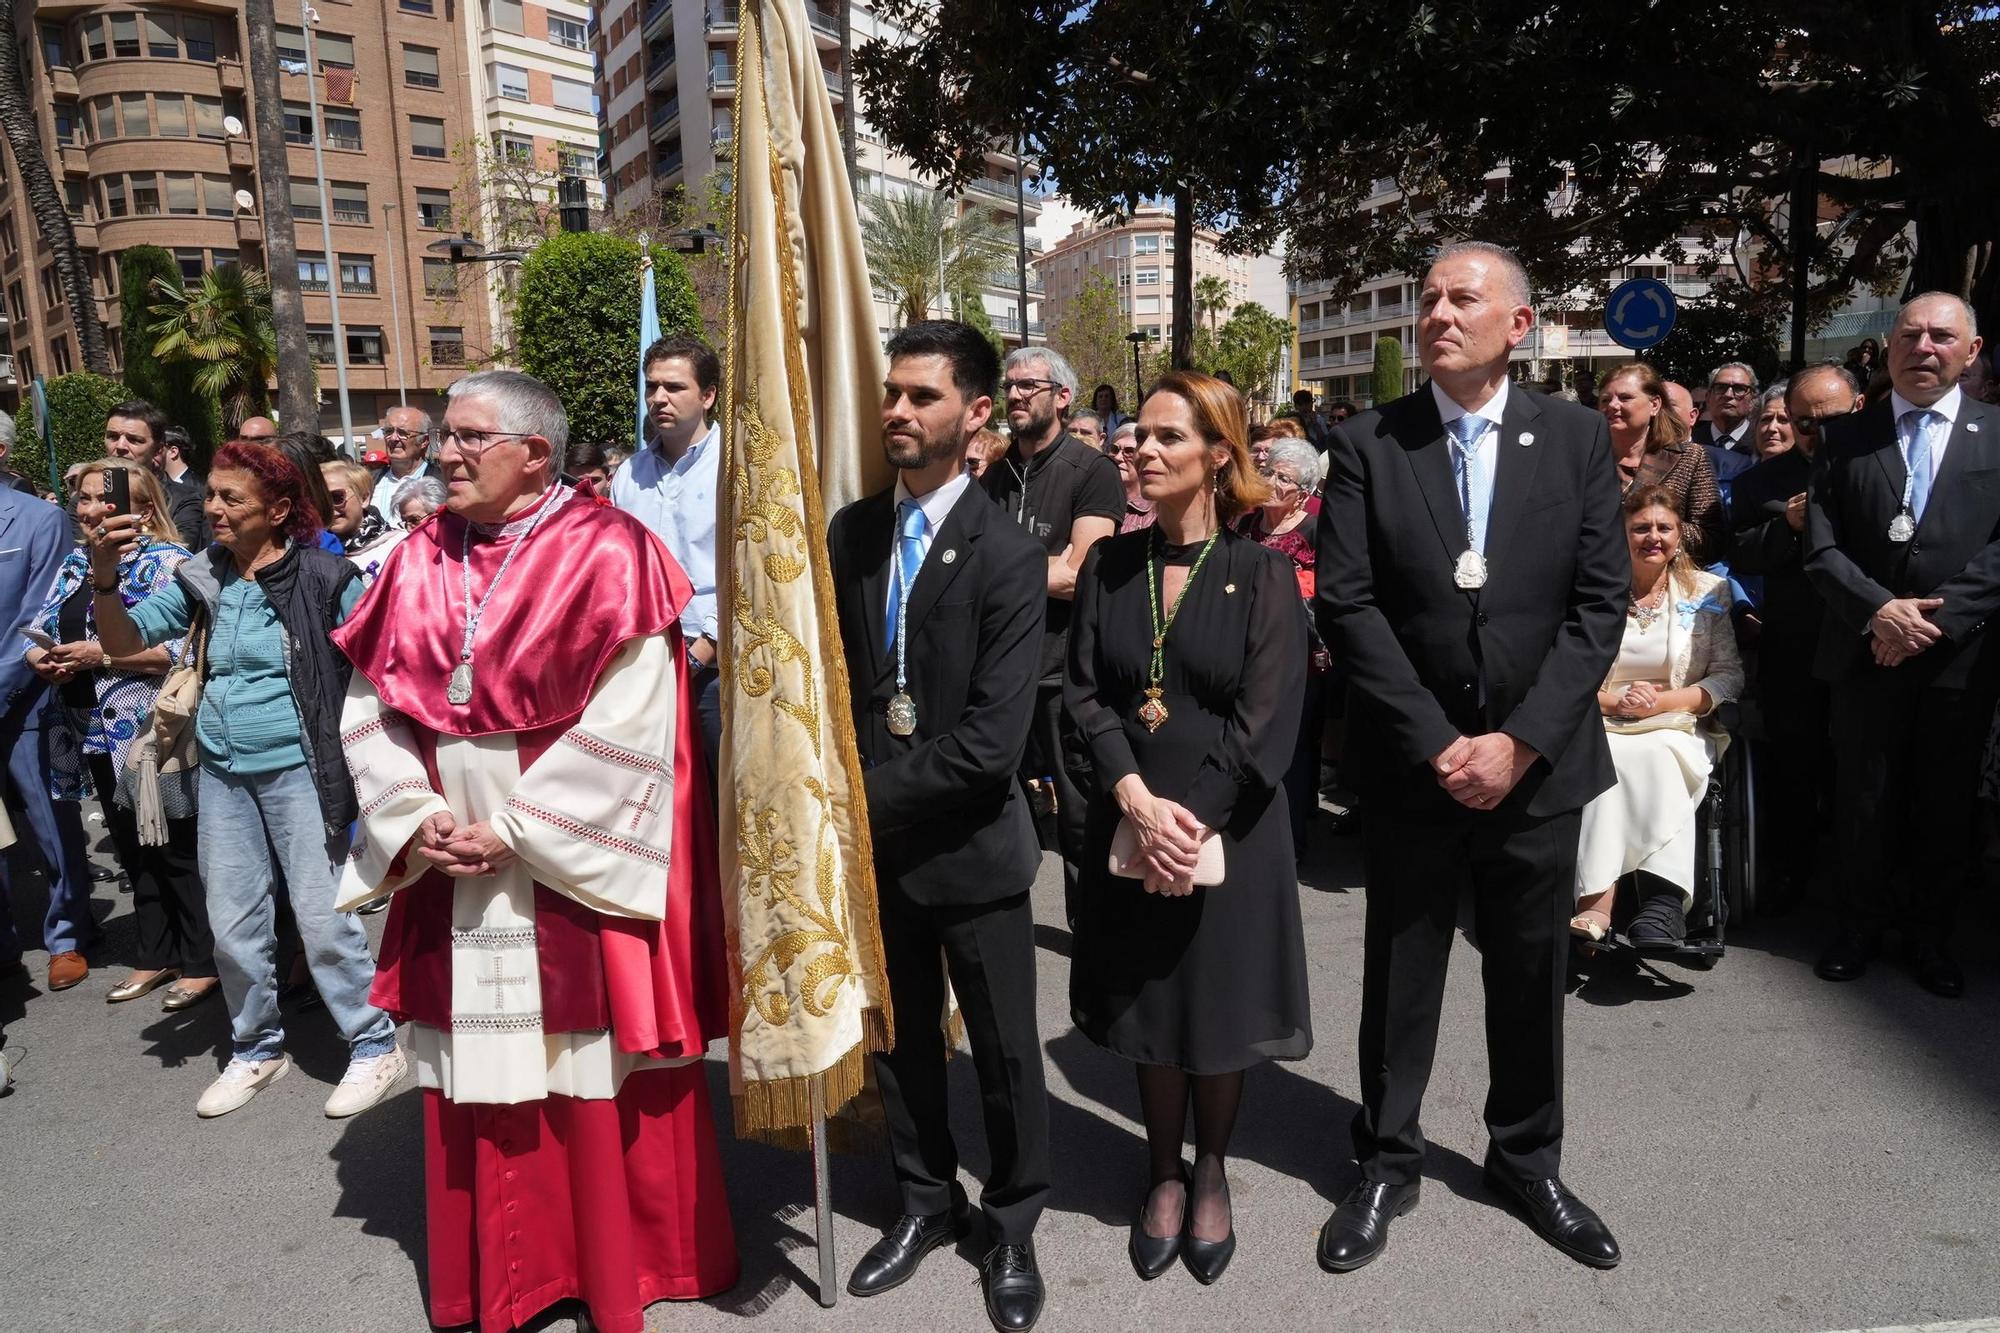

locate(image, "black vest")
(177, 541), (361, 840)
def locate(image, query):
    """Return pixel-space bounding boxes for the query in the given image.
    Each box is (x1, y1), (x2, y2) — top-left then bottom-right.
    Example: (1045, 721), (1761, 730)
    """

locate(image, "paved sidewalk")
(3, 818), (1997, 1333)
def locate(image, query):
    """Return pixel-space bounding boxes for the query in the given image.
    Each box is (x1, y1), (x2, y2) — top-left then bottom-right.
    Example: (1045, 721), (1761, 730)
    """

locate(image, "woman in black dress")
(1066, 371), (1311, 1286)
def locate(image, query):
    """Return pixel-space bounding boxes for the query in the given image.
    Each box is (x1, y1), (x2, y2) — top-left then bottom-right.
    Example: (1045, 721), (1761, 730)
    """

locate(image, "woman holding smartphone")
(26, 460), (214, 1008)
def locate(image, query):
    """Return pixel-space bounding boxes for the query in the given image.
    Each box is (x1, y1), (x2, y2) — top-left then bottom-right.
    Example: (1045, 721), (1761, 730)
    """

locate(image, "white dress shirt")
(371, 464), (428, 520)
(1433, 377), (1510, 554)
(610, 420), (720, 644)
(1890, 384), (1963, 481)
(885, 469), (971, 619)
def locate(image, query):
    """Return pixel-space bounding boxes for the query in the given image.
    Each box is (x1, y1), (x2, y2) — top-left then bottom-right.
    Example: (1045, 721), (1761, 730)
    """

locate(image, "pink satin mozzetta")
(331, 494), (685, 738)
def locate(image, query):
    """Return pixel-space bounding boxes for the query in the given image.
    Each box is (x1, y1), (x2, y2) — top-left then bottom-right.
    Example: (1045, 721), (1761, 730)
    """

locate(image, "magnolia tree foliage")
(857, 2), (2000, 355)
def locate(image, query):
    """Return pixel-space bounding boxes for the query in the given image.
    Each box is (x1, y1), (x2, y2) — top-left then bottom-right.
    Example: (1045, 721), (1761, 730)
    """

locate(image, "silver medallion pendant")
(886, 691), (918, 737)
(447, 661), (475, 706)
(1887, 511), (1916, 543)
(1453, 549), (1489, 590)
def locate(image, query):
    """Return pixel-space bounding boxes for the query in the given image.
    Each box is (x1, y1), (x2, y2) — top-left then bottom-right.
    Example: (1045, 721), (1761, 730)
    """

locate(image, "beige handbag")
(122, 612), (206, 845)
(1109, 817), (1226, 887)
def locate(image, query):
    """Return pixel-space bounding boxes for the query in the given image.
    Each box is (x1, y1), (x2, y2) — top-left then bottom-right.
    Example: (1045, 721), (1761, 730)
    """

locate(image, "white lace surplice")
(338, 634), (689, 1104)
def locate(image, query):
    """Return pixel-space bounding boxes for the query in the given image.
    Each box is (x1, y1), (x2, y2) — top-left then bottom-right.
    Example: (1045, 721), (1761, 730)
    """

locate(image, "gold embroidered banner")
(718, 0), (893, 1141)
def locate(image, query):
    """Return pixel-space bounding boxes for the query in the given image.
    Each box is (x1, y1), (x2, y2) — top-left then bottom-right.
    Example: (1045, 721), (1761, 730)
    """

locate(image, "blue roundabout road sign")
(1604, 278), (1678, 351)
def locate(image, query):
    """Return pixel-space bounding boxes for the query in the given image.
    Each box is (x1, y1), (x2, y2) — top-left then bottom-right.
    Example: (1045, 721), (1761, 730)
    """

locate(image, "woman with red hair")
(87, 441), (404, 1121)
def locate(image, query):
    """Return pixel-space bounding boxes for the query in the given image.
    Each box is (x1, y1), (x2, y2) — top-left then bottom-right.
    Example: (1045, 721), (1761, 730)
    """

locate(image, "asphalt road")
(4, 808), (1997, 1333)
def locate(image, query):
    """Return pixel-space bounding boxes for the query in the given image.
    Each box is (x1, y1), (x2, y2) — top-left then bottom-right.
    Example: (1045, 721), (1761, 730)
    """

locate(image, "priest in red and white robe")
(331, 370), (738, 1333)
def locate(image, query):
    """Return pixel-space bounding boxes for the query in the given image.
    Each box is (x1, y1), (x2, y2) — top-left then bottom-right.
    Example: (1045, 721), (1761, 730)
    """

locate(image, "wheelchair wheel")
(1723, 741), (1756, 923)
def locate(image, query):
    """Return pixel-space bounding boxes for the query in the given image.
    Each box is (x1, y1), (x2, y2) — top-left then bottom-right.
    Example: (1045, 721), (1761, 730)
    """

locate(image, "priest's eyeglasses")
(439, 428), (535, 457)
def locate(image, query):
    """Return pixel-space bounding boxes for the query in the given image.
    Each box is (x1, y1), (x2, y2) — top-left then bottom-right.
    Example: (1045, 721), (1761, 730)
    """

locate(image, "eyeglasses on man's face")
(1712, 382), (1755, 397)
(1002, 378), (1059, 398)
(439, 427), (535, 457)
(383, 426), (429, 440)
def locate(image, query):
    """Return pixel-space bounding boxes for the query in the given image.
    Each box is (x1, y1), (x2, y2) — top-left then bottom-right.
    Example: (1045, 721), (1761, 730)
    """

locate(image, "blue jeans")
(197, 763), (397, 1063)
(0, 706), (96, 959)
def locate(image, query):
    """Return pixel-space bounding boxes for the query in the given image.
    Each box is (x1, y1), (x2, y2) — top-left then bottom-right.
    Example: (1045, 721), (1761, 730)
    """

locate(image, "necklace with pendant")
(1139, 527), (1221, 733)
(1628, 580), (1668, 631)
(448, 486), (567, 706)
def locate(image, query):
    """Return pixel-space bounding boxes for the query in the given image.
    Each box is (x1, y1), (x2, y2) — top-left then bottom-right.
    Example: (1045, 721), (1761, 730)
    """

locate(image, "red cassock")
(333, 495), (738, 1333)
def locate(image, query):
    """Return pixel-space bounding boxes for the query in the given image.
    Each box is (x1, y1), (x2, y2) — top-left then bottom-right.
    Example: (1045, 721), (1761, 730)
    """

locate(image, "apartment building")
(592, 0), (1044, 343)
(1035, 203), (1264, 345)
(0, 0), (510, 429)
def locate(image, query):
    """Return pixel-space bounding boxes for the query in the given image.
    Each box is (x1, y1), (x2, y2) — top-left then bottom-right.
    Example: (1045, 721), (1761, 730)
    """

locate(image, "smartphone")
(106, 466), (131, 516)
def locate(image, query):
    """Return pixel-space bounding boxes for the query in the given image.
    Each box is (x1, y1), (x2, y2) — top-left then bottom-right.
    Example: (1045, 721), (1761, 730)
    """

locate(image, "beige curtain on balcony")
(718, 0), (893, 1143)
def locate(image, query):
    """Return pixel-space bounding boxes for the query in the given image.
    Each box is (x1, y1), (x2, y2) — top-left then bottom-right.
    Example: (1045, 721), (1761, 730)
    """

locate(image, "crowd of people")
(0, 239), (1992, 1333)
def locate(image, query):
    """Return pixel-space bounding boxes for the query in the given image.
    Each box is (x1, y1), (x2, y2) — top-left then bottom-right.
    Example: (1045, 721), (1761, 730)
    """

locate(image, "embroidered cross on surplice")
(618, 777), (668, 833)
(474, 953), (531, 1013)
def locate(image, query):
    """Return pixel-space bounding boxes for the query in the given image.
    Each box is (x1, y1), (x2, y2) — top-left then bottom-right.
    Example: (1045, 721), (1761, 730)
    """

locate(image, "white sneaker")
(324, 1046), (408, 1119)
(196, 1055), (290, 1118)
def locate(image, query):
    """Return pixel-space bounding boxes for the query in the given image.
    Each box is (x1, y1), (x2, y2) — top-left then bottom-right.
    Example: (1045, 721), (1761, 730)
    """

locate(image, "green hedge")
(12, 371), (130, 491)
(513, 232), (702, 452)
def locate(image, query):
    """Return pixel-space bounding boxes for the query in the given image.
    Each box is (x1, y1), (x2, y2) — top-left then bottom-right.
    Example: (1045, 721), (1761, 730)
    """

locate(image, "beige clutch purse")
(1109, 817), (1225, 887)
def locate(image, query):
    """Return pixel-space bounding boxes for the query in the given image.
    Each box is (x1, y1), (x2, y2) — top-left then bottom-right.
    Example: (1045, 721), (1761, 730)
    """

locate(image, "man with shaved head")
(1805, 293), (1990, 998)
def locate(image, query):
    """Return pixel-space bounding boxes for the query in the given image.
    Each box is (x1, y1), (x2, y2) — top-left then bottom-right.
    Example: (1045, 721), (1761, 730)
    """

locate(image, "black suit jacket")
(1728, 447), (1820, 674)
(1316, 386), (1628, 816)
(830, 480), (1045, 906)
(1805, 394), (2000, 689)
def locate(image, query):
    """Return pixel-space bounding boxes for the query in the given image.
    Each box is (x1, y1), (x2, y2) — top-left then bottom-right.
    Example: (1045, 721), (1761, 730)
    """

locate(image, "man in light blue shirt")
(611, 334), (722, 776)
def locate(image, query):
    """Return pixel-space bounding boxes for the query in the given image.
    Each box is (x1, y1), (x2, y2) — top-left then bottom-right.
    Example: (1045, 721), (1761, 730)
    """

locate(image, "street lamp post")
(1126, 330), (1148, 408)
(382, 202), (408, 407)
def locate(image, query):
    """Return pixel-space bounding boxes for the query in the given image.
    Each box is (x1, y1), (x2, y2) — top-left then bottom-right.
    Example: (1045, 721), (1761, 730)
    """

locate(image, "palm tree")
(860, 189), (1010, 328)
(148, 264), (281, 428)
(0, 0), (110, 371)
(1192, 274), (1233, 332)
(243, 0), (318, 427)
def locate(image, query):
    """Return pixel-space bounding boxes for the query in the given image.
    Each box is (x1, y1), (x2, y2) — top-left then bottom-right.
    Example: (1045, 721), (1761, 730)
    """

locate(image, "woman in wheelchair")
(1572, 487), (1743, 946)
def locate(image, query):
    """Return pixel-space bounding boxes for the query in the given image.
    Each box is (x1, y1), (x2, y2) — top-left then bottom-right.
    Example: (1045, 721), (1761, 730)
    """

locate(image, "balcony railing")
(989, 315), (1046, 336)
(808, 7), (839, 36)
(966, 175), (1022, 201)
(642, 0), (672, 35)
(0, 354), (14, 382)
(647, 47), (675, 82)
(706, 3), (740, 30)
(653, 148), (684, 177)
(821, 68), (843, 95)
(652, 95), (679, 129)
(709, 64), (735, 92)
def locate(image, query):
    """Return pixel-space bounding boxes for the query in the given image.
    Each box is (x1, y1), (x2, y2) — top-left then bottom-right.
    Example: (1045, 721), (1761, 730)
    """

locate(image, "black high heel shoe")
(1182, 1167), (1235, 1285)
(1128, 1164), (1188, 1280)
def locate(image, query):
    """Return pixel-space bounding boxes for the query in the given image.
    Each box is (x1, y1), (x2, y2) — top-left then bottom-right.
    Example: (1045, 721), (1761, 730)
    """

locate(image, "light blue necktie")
(1447, 414), (1490, 552)
(885, 500), (927, 652)
(1906, 409), (1943, 524)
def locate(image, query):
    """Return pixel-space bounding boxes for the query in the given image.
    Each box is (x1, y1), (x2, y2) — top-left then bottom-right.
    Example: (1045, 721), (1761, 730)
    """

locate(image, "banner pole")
(811, 1075), (837, 1307)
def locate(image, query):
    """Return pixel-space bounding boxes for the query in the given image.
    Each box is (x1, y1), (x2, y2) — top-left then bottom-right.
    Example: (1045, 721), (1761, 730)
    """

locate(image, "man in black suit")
(1694, 362), (1760, 456)
(1316, 242), (1627, 1273)
(1729, 364), (1861, 907)
(1805, 293), (1993, 998)
(829, 320), (1050, 1332)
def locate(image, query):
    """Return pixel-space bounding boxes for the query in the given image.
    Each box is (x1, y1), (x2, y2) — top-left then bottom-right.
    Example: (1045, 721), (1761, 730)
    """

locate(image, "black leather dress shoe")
(1482, 1161), (1621, 1269)
(1181, 1166), (1235, 1284)
(1316, 1179), (1419, 1273)
(1911, 942), (1965, 998)
(1815, 931), (1876, 982)
(847, 1191), (970, 1298)
(981, 1242), (1044, 1332)
(1128, 1166), (1186, 1280)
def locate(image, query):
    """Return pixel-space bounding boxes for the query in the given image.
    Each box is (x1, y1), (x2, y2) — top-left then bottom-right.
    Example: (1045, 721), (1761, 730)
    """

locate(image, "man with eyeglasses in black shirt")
(980, 346), (1125, 924)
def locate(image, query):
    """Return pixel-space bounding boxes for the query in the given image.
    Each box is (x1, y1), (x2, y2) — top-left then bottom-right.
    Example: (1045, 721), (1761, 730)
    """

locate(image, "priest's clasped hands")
(1432, 732), (1540, 811)
(416, 811), (518, 878)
